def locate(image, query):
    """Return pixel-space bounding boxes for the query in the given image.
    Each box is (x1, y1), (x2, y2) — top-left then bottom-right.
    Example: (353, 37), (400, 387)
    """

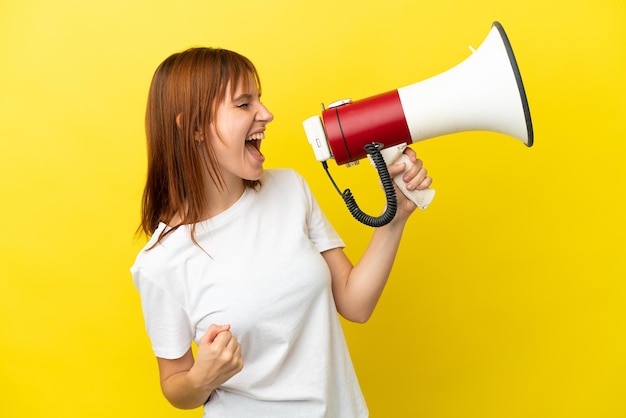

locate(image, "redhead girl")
(131, 47), (432, 418)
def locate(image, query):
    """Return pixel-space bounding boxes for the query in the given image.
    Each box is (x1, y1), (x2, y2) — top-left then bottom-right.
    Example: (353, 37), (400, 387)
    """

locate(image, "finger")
(404, 167), (429, 191)
(229, 343), (244, 374)
(415, 172), (433, 190)
(401, 159), (424, 183)
(402, 146), (417, 162)
(211, 329), (235, 347)
(234, 344), (244, 370)
(386, 160), (406, 178)
(230, 338), (243, 363)
(218, 334), (243, 369)
(201, 324), (231, 345)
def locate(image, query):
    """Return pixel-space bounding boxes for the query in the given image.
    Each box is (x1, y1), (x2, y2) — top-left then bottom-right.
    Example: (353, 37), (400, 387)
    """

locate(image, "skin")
(193, 74), (274, 217)
(157, 73), (433, 409)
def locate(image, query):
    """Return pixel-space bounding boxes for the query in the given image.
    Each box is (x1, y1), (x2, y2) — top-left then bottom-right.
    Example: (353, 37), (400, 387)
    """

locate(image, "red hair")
(139, 47), (261, 245)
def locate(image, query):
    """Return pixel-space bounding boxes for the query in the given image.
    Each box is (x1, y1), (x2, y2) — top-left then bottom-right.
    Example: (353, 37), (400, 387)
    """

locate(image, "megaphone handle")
(378, 145), (436, 210)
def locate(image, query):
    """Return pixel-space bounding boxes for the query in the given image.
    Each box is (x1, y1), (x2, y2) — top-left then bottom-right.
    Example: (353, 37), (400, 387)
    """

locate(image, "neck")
(202, 176), (247, 219)
(166, 177), (246, 227)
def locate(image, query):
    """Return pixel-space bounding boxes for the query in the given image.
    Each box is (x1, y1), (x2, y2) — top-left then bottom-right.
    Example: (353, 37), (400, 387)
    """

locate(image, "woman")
(131, 47), (432, 418)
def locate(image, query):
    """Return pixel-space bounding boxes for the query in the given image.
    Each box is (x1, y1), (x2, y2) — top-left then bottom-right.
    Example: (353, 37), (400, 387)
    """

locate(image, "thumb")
(387, 160), (407, 178)
(201, 323), (231, 345)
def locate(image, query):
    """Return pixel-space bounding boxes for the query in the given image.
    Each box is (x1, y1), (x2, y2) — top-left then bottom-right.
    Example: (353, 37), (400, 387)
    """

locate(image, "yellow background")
(1, 0), (624, 417)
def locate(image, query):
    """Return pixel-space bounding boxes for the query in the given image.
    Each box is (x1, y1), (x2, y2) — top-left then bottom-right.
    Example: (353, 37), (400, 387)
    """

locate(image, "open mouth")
(245, 132), (265, 160)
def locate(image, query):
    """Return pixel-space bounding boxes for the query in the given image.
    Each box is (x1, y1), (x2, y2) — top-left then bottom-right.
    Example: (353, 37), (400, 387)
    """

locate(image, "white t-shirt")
(131, 169), (368, 418)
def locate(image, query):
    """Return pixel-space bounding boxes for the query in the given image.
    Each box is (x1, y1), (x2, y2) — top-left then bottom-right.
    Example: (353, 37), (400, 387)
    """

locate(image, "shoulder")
(130, 224), (195, 288)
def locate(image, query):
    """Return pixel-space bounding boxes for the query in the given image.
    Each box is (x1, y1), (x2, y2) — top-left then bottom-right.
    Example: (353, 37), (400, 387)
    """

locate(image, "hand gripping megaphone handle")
(374, 144), (436, 210)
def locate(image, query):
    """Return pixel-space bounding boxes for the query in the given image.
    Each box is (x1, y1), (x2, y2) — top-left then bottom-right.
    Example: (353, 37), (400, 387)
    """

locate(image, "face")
(207, 73), (274, 186)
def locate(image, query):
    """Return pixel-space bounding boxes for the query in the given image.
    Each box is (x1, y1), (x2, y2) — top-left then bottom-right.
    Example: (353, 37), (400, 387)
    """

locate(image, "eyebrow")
(233, 92), (260, 102)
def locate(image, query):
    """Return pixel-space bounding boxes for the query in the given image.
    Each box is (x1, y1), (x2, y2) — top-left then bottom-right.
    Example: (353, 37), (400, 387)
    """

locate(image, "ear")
(177, 113), (204, 143)
(194, 129), (204, 143)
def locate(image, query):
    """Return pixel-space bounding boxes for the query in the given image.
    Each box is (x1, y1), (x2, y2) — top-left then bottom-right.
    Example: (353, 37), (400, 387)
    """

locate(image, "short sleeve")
(132, 269), (194, 359)
(295, 172), (345, 253)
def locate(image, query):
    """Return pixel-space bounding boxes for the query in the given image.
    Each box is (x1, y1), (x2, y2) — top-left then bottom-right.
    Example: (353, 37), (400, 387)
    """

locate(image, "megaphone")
(303, 21), (533, 227)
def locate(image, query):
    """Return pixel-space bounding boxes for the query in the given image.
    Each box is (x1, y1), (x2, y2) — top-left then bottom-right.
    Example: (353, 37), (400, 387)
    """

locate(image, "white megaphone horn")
(303, 21), (533, 227)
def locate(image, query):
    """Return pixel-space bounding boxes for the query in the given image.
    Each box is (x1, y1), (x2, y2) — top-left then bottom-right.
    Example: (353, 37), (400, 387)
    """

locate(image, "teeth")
(246, 133), (265, 141)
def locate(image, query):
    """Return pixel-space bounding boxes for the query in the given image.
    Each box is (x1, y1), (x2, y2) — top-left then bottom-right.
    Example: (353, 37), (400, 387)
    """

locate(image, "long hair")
(138, 47), (261, 246)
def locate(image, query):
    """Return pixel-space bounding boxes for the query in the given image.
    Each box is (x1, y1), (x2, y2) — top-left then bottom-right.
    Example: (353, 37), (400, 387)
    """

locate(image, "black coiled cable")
(323, 142), (397, 228)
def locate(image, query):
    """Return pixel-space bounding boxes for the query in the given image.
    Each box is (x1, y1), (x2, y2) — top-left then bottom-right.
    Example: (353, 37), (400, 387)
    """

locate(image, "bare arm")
(323, 147), (432, 323)
(156, 324), (243, 409)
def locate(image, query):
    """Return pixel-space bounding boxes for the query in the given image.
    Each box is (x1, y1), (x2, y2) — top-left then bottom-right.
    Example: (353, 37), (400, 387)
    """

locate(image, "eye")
(236, 103), (249, 109)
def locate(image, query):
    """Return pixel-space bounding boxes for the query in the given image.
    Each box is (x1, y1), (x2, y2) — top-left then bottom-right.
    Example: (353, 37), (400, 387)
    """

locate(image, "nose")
(256, 103), (274, 123)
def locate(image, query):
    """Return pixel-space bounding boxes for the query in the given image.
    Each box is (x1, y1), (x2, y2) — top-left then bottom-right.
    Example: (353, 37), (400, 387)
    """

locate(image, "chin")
(244, 168), (264, 183)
